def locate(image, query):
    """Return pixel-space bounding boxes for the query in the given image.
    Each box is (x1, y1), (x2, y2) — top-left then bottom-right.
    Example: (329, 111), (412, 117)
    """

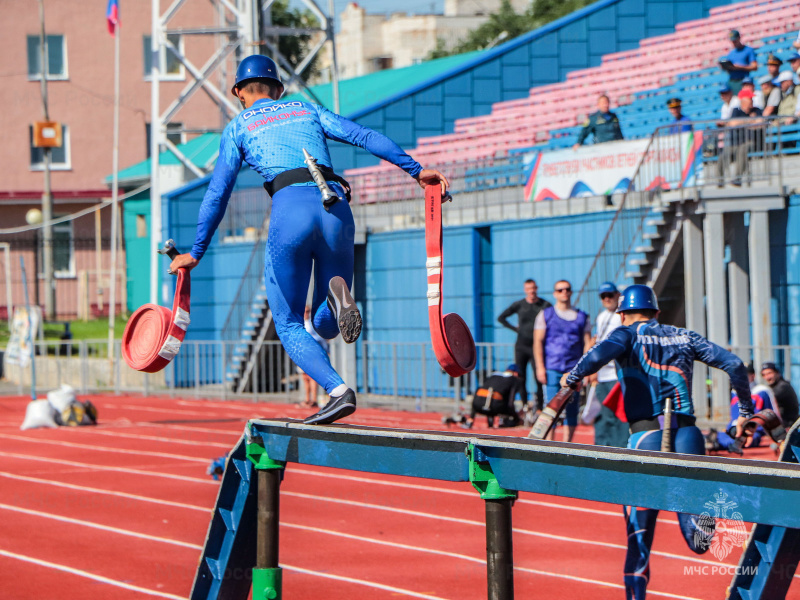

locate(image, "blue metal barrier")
(191, 419), (800, 600)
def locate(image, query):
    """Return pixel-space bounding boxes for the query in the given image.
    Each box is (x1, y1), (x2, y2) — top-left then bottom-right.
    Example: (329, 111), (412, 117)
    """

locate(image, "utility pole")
(37, 0), (55, 321)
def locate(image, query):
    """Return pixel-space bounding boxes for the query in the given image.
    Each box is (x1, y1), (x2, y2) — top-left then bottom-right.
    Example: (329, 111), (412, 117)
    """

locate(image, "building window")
(145, 122), (184, 157)
(143, 34), (184, 80)
(37, 218), (74, 278)
(136, 214), (147, 238)
(29, 125), (71, 171)
(27, 34), (68, 80)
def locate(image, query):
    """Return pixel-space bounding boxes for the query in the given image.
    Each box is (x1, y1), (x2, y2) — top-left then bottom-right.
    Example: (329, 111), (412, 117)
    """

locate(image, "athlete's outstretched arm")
(689, 331), (754, 420)
(564, 327), (632, 388)
(314, 105), (449, 195)
(170, 124), (244, 273)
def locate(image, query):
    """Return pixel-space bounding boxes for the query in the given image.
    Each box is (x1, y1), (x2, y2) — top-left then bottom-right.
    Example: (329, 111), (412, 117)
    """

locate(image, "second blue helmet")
(617, 284), (659, 313)
(231, 55), (283, 96)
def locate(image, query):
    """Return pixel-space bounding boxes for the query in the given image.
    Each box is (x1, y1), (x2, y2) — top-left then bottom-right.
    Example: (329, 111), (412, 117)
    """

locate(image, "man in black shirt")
(761, 362), (799, 428)
(497, 279), (551, 411)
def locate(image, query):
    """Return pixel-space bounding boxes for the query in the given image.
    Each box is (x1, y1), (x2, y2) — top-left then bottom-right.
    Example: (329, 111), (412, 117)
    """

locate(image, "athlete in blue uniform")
(169, 55), (449, 425)
(560, 285), (754, 600)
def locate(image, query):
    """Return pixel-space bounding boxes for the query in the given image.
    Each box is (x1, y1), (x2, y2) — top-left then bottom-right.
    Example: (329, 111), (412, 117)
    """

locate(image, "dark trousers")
(515, 344), (543, 410)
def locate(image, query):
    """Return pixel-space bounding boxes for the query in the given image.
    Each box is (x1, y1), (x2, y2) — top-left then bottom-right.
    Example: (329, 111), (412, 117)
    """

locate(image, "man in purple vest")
(534, 280), (592, 441)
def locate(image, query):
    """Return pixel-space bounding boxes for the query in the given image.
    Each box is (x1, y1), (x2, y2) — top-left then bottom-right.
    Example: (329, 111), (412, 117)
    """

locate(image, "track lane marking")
(0, 549), (187, 599)
(0, 502), (203, 550)
(63, 428), (232, 448)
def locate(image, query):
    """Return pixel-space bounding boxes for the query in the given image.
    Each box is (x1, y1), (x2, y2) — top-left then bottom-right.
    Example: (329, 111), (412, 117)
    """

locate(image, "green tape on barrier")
(468, 443), (517, 500)
(252, 567), (282, 600)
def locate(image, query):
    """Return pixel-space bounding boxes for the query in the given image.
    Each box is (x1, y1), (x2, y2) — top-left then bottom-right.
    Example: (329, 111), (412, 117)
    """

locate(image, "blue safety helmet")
(506, 364), (519, 373)
(231, 55), (283, 96)
(617, 284), (659, 313)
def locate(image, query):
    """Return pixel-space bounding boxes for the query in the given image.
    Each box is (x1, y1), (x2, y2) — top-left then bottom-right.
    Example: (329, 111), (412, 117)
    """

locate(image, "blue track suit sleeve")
(313, 104), (422, 178)
(566, 327), (632, 386)
(688, 331), (754, 417)
(190, 122), (243, 260)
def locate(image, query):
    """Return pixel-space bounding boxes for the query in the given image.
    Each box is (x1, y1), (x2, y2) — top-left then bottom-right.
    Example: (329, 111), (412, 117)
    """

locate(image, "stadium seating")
(346, 0), (800, 203)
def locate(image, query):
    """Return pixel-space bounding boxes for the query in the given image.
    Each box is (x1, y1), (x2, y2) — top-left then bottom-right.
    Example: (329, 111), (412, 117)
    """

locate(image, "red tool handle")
(425, 185), (476, 377)
(122, 242), (191, 373)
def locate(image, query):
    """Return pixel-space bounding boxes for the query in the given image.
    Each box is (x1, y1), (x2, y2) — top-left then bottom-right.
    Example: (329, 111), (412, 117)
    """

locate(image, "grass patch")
(0, 317), (128, 347)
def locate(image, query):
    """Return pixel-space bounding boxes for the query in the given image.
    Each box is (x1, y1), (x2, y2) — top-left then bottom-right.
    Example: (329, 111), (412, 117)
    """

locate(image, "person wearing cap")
(788, 52), (800, 78)
(588, 282), (627, 448)
(758, 74), (781, 117)
(170, 55), (449, 426)
(718, 85), (740, 121)
(777, 70), (799, 121)
(444, 364), (524, 429)
(742, 77), (765, 110)
(718, 88), (763, 185)
(533, 280), (592, 442)
(761, 362), (799, 428)
(573, 94), (624, 150)
(721, 30), (757, 94)
(560, 284), (754, 600)
(666, 98), (692, 133)
(766, 53), (783, 84)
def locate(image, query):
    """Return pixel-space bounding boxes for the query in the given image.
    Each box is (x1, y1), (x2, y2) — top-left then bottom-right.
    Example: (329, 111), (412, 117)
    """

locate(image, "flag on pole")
(106, 0), (120, 35)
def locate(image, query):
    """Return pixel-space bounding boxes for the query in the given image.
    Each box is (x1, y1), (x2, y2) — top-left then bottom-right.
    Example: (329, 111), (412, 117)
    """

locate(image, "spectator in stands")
(534, 280), (592, 442)
(718, 85), (740, 121)
(572, 95), (623, 150)
(742, 77), (765, 110)
(761, 362), (799, 428)
(666, 98), (692, 133)
(788, 53), (800, 78)
(766, 54), (783, 84)
(721, 30), (757, 94)
(717, 88), (763, 186)
(497, 279), (551, 413)
(758, 75), (781, 117)
(777, 71), (798, 121)
(590, 282), (628, 448)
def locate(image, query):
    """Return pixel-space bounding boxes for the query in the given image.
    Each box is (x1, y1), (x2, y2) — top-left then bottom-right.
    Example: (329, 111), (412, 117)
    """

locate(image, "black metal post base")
(485, 498), (514, 600)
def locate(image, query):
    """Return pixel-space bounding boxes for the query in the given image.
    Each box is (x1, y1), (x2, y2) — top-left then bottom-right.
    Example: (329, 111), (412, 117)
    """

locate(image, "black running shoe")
(327, 276), (362, 343)
(303, 388), (357, 425)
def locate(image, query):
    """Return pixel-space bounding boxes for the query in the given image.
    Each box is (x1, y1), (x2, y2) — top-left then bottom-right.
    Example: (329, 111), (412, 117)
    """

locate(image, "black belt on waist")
(629, 413), (696, 434)
(264, 166), (352, 202)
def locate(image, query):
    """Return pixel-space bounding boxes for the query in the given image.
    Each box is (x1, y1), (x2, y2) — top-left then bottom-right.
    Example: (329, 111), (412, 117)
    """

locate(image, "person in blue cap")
(588, 282), (627, 447)
(788, 52), (800, 79)
(666, 98), (692, 133)
(758, 74), (781, 117)
(560, 284), (753, 600)
(170, 55), (449, 426)
(721, 30), (757, 94)
(718, 85), (740, 122)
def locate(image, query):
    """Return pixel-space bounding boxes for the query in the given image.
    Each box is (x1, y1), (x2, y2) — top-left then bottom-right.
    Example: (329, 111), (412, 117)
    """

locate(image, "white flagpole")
(108, 17), (120, 365)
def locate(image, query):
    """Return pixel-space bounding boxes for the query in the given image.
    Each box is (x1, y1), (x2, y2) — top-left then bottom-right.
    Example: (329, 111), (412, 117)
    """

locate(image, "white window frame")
(27, 34), (69, 81)
(36, 218), (75, 279)
(29, 125), (72, 171)
(143, 34), (186, 81)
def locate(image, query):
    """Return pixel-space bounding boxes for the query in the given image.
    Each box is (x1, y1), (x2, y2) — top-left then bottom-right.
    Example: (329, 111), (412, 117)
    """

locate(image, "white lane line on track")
(0, 472), (211, 512)
(279, 562), (452, 599)
(0, 461), (736, 595)
(0, 502), (203, 550)
(0, 433), (211, 464)
(282, 521), (701, 598)
(0, 451), (216, 485)
(0, 549), (187, 600)
(65, 428), (233, 448)
(282, 491), (736, 570)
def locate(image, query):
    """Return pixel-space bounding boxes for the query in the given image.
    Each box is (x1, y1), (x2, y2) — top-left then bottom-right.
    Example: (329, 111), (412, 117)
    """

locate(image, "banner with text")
(522, 132), (702, 202)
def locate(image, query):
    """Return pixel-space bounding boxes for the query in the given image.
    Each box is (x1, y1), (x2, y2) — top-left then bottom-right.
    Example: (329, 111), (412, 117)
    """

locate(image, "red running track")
(0, 393), (796, 600)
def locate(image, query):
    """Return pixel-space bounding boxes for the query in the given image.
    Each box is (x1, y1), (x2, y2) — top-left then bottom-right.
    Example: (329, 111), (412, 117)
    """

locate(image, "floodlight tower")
(149, 0), (339, 304)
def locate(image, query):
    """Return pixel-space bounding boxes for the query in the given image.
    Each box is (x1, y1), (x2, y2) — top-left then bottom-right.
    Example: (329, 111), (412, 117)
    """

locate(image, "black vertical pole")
(485, 498), (514, 600)
(257, 468), (281, 569)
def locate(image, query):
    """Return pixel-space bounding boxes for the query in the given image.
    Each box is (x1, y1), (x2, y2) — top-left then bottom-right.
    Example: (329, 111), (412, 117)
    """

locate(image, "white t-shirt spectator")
(720, 96), (740, 120)
(765, 86), (782, 110)
(753, 90), (765, 110)
(594, 310), (622, 382)
(534, 306), (593, 334)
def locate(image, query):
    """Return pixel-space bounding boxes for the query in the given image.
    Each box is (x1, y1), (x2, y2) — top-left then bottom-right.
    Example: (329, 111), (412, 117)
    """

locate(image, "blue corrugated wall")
(772, 195), (800, 384)
(329, 0), (736, 172)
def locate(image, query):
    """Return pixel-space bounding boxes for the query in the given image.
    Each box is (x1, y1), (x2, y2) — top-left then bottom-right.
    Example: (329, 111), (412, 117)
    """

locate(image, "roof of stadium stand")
(107, 50), (482, 186)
